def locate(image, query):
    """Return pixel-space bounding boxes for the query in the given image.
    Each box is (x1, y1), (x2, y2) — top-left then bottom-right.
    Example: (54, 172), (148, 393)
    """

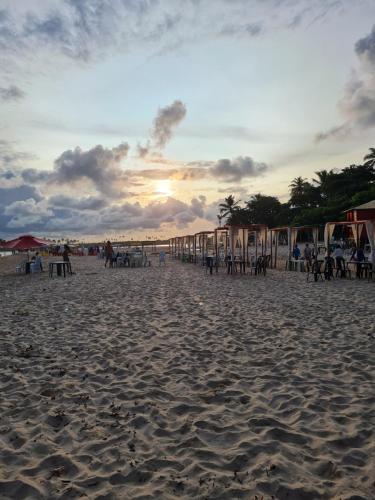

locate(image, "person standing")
(303, 243), (312, 271)
(324, 251), (334, 280)
(333, 245), (345, 277)
(292, 244), (301, 260)
(105, 240), (113, 268)
(159, 250), (166, 266)
(62, 244), (71, 262)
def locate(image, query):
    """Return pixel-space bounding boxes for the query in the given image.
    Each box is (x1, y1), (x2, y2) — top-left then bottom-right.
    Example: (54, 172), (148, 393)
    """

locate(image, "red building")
(345, 200), (375, 222)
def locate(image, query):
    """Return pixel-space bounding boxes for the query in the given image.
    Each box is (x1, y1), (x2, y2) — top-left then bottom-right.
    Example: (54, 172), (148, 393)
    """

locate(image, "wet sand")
(0, 256), (374, 499)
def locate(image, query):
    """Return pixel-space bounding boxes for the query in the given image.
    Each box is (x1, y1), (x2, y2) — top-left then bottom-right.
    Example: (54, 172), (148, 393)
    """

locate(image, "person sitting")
(292, 244), (301, 260)
(30, 252), (42, 273)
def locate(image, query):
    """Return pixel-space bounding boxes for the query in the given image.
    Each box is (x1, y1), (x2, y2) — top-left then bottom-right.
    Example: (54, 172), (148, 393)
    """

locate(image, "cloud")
(52, 142), (130, 196)
(0, 185), (44, 232)
(217, 186), (249, 196)
(4, 198), (52, 217)
(0, 188), (212, 237)
(137, 142), (151, 158)
(355, 25), (375, 66)
(0, 140), (35, 167)
(0, 170), (16, 180)
(219, 22), (263, 37)
(0, 85), (25, 102)
(314, 123), (351, 143)
(126, 154), (268, 183)
(152, 100), (187, 149)
(21, 168), (51, 183)
(138, 100), (187, 157)
(0, 185), (42, 207)
(316, 24), (375, 141)
(0, 0), (350, 80)
(48, 194), (107, 210)
(128, 155), (268, 183)
(209, 156), (268, 181)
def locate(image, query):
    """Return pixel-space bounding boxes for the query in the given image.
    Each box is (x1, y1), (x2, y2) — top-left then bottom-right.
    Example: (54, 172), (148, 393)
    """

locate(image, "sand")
(0, 255), (374, 499)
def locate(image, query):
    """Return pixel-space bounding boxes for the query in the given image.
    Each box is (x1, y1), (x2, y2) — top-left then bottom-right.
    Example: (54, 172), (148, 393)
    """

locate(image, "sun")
(156, 179), (172, 196)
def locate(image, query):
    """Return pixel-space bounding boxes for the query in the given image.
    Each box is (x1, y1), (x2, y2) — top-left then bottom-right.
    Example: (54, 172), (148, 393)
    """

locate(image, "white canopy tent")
(324, 220), (375, 265)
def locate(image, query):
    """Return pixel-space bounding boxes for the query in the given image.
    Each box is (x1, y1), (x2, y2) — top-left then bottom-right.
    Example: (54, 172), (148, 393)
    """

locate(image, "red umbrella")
(1, 234), (50, 250)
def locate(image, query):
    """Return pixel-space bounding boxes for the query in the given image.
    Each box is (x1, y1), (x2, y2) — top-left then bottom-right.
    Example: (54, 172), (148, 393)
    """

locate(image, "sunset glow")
(155, 180), (172, 197)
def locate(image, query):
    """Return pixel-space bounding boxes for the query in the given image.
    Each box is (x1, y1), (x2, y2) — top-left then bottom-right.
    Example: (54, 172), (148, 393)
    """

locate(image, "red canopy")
(1, 235), (50, 250)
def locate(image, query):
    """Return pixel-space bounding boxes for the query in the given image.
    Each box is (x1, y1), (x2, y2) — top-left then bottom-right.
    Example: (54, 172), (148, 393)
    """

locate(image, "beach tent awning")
(1, 235), (50, 250)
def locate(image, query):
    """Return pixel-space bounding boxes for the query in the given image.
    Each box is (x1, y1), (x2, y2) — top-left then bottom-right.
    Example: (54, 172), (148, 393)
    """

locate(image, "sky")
(1, 0), (375, 241)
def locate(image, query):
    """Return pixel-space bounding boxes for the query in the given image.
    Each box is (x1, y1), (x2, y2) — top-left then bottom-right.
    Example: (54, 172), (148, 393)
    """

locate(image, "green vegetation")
(220, 147), (375, 227)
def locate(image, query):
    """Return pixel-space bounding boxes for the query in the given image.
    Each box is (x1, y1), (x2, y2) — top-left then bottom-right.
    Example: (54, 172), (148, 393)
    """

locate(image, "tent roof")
(344, 200), (375, 211)
(223, 224), (267, 230)
(1, 234), (51, 250)
(325, 220), (373, 226)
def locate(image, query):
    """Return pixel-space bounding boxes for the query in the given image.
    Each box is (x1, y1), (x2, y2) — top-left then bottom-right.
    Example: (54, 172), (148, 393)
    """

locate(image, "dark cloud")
(137, 100), (187, 158)
(209, 156), (268, 182)
(0, 185), (42, 207)
(316, 24), (375, 141)
(0, 85), (25, 102)
(48, 194), (107, 210)
(355, 25), (375, 65)
(0, 189), (212, 237)
(152, 100), (187, 150)
(137, 142), (150, 158)
(314, 123), (351, 143)
(0, 140), (35, 166)
(52, 142), (130, 196)
(21, 168), (51, 183)
(129, 155), (268, 183)
(0, 170), (16, 180)
(0, 0), (350, 77)
(219, 22), (263, 37)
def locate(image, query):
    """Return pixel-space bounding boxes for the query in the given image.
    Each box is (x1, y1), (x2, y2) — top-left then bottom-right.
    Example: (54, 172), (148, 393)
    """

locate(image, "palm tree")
(289, 176), (307, 194)
(363, 147), (375, 168)
(219, 195), (241, 219)
(313, 170), (329, 187)
(289, 176), (310, 208)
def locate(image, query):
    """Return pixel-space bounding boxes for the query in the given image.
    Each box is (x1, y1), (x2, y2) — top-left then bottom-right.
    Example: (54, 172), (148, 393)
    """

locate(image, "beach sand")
(0, 256), (374, 499)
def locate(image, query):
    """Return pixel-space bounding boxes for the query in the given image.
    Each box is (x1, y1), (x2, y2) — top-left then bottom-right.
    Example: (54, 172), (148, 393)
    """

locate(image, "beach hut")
(324, 219), (375, 265)
(170, 237), (178, 259)
(182, 235), (195, 262)
(176, 236), (184, 259)
(214, 227), (229, 267)
(269, 226), (321, 269)
(344, 200), (375, 222)
(193, 231), (214, 264)
(227, 224), (268, 264)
